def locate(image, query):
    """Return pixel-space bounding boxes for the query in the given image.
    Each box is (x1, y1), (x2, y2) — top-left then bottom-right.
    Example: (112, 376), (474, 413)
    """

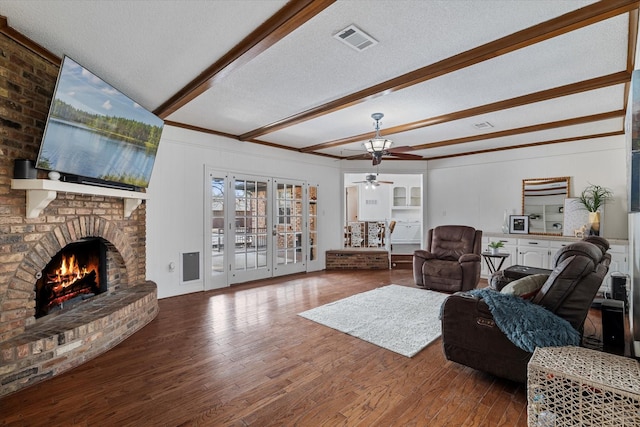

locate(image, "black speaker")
(13, 159), (37, 179)
(602, 299), (625, 354)
(611, 274), (628, 310)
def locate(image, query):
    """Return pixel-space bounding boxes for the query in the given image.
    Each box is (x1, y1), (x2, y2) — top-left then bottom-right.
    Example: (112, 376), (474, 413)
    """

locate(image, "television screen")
(36, 56), (164, 189)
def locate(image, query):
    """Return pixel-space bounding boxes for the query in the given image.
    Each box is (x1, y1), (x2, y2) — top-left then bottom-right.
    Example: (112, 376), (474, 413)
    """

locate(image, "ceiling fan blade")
(387, 146), (415, 153)
(377, 180), (394, 184)
(389, 152), (423, 160)
(343, 153), (370, 160)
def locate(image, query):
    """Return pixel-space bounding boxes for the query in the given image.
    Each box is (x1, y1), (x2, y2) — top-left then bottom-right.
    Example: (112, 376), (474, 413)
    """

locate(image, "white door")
(229, 174), (273, 284)
(205, 172), (315, 287)
(204, 169), (229, 290)
(272, 179), (306, 276)
(346, 186), (358, 222)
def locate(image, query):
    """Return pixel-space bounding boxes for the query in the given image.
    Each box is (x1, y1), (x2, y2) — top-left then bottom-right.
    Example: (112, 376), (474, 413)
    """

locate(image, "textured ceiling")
(0, 0), (637, 163)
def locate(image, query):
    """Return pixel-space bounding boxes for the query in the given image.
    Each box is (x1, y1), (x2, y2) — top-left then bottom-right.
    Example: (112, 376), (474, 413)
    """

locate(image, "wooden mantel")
(11, 179), (149, 218)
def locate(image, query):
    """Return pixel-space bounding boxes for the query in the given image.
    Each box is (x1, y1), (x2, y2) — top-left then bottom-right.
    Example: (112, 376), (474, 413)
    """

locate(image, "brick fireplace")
(0, 18), (158, 397)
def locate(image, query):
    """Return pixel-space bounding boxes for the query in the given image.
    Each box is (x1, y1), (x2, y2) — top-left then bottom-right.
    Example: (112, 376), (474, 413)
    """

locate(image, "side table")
(480, 251), (510, 274)
(527, 346), (640, 426)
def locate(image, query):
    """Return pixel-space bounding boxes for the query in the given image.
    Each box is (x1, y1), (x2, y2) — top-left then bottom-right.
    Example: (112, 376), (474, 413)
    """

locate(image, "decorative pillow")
(500, 274), (548, 300)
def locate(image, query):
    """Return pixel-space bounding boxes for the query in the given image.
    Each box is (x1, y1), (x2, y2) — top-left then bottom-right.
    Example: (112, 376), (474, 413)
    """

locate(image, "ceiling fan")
(362, 113), (422, 165)
(352, 172), (394, 188)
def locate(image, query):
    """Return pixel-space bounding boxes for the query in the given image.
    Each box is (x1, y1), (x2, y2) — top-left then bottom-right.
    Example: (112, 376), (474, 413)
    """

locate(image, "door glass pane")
(234, 178), (268, 272)
(211, 177), (225, 273)
(309, 185), (317, 261)
(276, 183), (303, 266)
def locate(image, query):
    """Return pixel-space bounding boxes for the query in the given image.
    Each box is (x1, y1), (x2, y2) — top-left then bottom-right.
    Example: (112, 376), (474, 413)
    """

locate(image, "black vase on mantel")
(13, 159), (37, 179)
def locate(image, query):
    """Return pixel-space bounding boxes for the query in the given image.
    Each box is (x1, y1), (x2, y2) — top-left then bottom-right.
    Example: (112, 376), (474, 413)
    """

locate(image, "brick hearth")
(0, 18), (158, 397)
(326, 249), (390, 270)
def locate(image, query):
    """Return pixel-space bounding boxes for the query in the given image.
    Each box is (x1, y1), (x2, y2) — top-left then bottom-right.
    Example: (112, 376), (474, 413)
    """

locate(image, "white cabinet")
(517, 238), (552, 269)
(393, 186), (407, 207)
(392, 186), (420, 208)
(391, 221), (422, 244)
(601, 244), (629, 294)
(409, 186), (421, 207)
(516, 238), (578, 269)
(607, 244), (629, 275)
(390, 176), (422, 223)
(481, 234), (629, 289)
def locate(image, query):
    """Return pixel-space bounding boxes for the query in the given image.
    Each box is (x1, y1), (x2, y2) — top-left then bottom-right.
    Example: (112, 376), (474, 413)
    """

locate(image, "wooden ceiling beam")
(423, 131), (624, 161)
(301, 71), (630, 152)
(240, 0), (640, 141)
(410, 110), (624, 151)
(154, 0), (335, 119)
(163, 121), (341, 159)
(624, 9), (639, 112)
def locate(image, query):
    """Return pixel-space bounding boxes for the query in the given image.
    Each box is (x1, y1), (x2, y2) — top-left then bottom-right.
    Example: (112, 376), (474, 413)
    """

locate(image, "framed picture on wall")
(509, 215), (529, 234)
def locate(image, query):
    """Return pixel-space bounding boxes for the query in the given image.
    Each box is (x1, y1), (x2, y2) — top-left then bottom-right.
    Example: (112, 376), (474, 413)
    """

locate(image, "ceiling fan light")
(364, 137), (392, 153)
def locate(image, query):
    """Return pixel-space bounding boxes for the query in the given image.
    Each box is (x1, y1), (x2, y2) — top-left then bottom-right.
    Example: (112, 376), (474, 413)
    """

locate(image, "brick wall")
(326, 249), (389, 270)
(0, 21), (156, 396)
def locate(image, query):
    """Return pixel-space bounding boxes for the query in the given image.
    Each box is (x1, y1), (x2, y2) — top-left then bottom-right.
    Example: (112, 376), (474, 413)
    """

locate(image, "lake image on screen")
(36, 56), (163, 187)
(38, 119), (157, 187)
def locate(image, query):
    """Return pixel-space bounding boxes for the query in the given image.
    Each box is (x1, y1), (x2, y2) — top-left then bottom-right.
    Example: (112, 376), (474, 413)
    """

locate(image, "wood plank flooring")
(1, 270), (534, 426)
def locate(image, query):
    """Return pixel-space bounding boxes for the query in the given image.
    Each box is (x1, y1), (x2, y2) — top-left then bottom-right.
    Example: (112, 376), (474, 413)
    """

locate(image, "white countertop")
(483, 231), (628, 245)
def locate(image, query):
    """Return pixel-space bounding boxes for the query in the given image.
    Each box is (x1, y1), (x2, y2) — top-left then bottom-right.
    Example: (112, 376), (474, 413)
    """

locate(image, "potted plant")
(488, 241), (504, 255)
(578, 184), (613, 236)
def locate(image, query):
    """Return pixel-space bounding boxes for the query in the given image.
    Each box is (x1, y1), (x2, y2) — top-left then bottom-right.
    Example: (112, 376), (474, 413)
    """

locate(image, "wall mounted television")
(36, 56), (164, 190)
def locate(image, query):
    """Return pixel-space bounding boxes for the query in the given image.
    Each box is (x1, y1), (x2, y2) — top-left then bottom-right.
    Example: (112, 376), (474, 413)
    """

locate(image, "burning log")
(47, 270), (97, 308)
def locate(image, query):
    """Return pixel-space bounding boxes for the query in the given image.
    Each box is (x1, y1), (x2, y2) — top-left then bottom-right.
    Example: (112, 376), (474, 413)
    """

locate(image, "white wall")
(146, 125), (342, 298)
(147, 128), (627, 299)
(426, 135), (628, 239)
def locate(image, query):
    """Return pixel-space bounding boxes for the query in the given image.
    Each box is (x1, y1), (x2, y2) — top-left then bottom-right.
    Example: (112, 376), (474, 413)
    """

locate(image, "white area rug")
(298, 285), (449, 357)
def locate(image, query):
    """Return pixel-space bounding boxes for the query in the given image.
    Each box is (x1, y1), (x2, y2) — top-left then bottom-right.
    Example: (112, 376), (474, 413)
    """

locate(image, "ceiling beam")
(624, 8), (639, 112)
(410, 110), (624, 151)
(301, 71), (631, 152)
(423, 131), (624, 161)
(154, 0), (336, 119)
(163, 121), (341, 159)
(240, 0), (640, 141)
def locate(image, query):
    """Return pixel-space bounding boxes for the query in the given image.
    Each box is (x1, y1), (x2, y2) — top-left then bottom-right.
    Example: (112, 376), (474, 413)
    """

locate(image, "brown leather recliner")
(440, 237), (611, 383)
(413, 225), (483, 292)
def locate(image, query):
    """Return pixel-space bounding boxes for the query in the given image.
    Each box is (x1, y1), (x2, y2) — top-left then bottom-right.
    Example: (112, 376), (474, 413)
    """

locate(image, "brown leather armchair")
(440, 238), (611, 383)
(413, 225), (483, 292)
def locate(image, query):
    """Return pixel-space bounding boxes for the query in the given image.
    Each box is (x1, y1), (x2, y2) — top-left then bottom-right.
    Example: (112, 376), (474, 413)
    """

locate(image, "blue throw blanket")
(468, 288), (581, 353)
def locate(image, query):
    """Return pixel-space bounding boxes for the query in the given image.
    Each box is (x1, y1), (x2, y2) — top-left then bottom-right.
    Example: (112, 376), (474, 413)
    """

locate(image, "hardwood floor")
(0, 270), (531, 426)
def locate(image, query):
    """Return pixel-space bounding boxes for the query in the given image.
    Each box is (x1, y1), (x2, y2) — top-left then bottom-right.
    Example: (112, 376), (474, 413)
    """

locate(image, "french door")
(205, 171), (228, 290)
(205, 170), (310, 290)
(273, 179), (306, 276)
(229, 174), (272, 284)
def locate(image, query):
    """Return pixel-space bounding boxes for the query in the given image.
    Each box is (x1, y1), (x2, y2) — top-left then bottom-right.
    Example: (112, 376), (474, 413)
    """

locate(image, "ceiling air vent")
(333, 25), (378, 52)
(473, 121), (494, 130)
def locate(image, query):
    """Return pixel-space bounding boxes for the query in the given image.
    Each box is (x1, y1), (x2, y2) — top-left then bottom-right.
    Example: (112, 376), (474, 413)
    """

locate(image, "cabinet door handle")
(528, 242), (538, 245)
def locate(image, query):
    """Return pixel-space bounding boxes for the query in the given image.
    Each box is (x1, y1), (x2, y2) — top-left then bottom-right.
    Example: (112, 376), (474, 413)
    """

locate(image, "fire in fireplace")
(35, 238), (107, 318)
